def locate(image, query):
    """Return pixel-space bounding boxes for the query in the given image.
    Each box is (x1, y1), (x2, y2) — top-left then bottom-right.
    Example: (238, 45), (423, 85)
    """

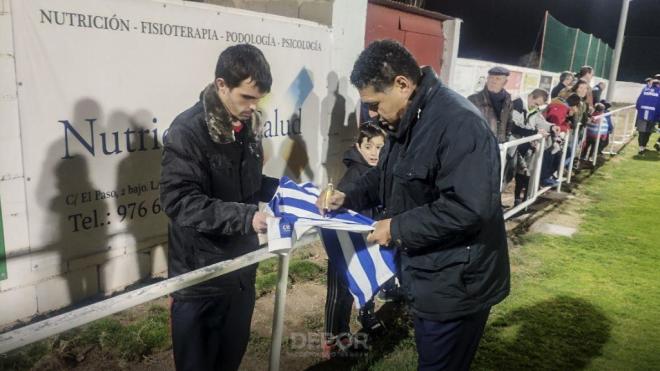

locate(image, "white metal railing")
(0, 105), (639, 368)
(500, 104), (637, 220)
(0, 239), (304, 371)
(597, 105), (636, 157)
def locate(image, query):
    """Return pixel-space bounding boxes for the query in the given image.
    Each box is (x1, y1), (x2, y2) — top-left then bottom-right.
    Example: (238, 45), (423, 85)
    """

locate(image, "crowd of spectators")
(467, 65), (623, 204)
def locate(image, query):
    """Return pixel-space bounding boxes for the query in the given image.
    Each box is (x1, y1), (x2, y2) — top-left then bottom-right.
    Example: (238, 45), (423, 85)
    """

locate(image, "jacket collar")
(201, 83), (261, 144)
(386, 66), (440, 140)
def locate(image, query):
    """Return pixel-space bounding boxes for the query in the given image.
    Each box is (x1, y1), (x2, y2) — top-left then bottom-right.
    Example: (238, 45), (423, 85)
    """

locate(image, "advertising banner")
(10, 0), (332, 271)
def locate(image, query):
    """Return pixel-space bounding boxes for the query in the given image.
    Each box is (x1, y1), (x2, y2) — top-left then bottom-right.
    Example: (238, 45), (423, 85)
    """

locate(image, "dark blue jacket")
(636, 86), (660, 122)
(340, 68), (510, 321)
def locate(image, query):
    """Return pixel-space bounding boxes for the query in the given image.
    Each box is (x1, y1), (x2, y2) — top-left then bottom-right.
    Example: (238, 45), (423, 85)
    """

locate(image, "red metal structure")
(365, 0), (452, 74)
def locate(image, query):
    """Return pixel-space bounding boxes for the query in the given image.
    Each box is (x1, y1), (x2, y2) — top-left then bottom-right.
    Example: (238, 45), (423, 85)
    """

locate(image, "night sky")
(424, 0), (660, 82)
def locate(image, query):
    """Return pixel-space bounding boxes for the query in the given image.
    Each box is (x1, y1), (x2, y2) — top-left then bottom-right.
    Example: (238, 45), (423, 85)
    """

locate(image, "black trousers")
(413, 307), (491, 371)
(514, 173), (530, 202)
(171, 289), (255, 371)
(324, 260), (354, 337)
(639, 132), (652, 147)
(582, 136), (609, 159)
(324, 260), (378, 338)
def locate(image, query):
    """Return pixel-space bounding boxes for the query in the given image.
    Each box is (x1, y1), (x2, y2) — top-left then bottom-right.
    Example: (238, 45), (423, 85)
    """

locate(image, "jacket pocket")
(401, 246), (471, 313)
(391, 163), (434, 211)
(393, 162), (430, 182)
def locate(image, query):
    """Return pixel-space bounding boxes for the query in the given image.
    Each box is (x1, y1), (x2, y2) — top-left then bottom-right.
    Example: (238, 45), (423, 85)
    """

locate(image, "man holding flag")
(318, 40), (511, 371)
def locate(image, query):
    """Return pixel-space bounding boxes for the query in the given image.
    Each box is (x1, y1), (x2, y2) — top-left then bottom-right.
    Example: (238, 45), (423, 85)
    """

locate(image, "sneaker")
(376, 287), (402, 303)
(654, 142), (660, 151)
(375, 280), (403, 303)
(541, 177), (559, 187)
(322, 334), (353, 359)
(358, 307), (385, 335)
(639, 147), (646, 155)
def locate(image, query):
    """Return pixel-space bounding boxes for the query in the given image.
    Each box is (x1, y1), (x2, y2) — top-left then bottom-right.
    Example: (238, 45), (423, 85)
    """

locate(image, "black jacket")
(160, 83), (278, 299)
(340, 68), (510, 321)
(551, 82), (566, 99)
(337, 146), (380, 219)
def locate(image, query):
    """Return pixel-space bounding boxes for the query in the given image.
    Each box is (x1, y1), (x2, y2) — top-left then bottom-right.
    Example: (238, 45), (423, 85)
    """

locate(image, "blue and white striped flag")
(266, 177), (397, 308)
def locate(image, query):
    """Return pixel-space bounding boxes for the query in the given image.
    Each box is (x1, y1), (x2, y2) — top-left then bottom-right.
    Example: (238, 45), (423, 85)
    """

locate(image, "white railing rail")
(598, 105), (637, 156)
(0, 243), (297, 371)
(500, 134), (545, 220)
(0, 105), (639, 369)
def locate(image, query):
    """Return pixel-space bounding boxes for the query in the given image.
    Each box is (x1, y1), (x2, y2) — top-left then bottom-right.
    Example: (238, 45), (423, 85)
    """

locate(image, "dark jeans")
(171, 289), (255, 371)
(582, 136), (609, 159)
(541, 148), (561, 180)
(413, 307), (491, 371)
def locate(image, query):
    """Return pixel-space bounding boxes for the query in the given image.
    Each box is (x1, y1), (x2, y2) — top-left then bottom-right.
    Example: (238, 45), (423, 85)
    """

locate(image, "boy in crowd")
(323, 122), (387, 358)
(582, 103), (614, 161)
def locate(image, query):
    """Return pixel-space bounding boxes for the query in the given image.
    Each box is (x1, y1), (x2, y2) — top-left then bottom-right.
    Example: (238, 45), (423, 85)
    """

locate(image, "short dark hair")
(529, 88), (549, 101)
(350, 40), (421, 92)
(560, 71), (573, 82)
(215, 44), (272, 93)
(594, 103), (605, 112)
(357, 122), (386, 144)
(577, 66), (593, 78)
(566, 94), (581, 107)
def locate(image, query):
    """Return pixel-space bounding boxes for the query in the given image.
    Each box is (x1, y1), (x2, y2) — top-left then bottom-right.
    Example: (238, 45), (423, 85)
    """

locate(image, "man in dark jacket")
(319, 40), (510, 371)
(468, 66), (513, 143)
(160, 44), (278, 371)
(551, 71), (574, 99)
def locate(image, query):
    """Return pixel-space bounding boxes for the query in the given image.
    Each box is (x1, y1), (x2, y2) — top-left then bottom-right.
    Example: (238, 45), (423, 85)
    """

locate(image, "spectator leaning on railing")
(582, 102), (614, 160)
(541, 94), (582, 187)
(510, 88), (552, 205)
(575, 65), (595, 111)
(561, 79), (591, 128)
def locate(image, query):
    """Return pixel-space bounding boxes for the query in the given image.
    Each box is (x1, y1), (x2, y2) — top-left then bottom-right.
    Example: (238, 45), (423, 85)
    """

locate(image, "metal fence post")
(268, 252), (291, 371)
(566, 122), (582, 184)
(557, 128), (572, 193)
(592, 119), (604, 166)
(530, 137), (546, 201)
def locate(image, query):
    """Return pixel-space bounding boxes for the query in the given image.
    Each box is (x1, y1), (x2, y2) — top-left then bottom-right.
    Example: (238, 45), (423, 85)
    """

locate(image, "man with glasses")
(318, 40), (510, 371)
